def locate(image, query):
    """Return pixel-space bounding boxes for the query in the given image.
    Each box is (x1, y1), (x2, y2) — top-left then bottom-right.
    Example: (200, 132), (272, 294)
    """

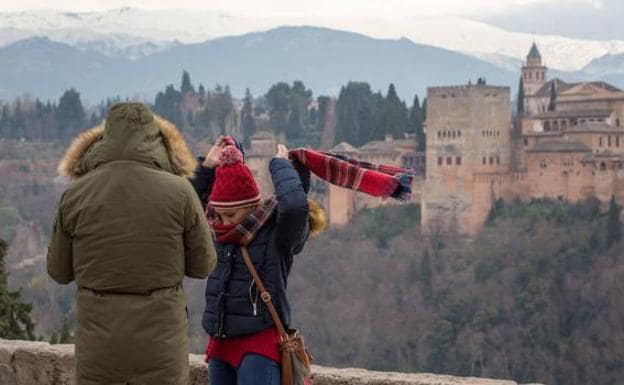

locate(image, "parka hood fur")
(58, 113), (196, 180)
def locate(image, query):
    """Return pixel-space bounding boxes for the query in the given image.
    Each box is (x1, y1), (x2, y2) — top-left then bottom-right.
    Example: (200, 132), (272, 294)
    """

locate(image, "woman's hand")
(275, 144), (289, 160)
(203, 136), (227, 168)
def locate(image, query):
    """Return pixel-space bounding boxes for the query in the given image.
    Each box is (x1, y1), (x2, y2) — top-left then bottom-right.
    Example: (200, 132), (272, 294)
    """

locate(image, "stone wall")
(0, 339), (539, 385)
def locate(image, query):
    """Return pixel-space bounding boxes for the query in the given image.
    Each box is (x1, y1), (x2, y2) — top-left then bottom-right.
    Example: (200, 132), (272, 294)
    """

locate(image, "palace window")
(438, 157), (443, 166)
(608, 136), (612, 147)
(447, 157), (452, 165)
(524, 138), (529, 146)
(496, 156), (500, 165)
(540, 160), (547, 169)
(617, 119), (621, 127)
(599, 137), (603, 147)
(489, 156), (494, 165)
(544, 121), (551, 131)
(456, 156), (462, 165)
(482, 156), (486, 165)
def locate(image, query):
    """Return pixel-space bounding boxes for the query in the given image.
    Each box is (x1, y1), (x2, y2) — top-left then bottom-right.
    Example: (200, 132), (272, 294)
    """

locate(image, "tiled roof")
(567, 122), (624, 133)
(527, 140), (592, 153)
(532, 109), (613, 119)
(527, 43), (541, 59)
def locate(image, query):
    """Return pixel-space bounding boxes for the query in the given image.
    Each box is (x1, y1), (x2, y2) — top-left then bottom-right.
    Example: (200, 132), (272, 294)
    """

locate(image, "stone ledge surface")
(1, 339), (537, 385)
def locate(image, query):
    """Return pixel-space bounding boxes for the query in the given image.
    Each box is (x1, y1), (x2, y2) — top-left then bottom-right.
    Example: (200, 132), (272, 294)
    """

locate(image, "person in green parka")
(47, 102), (217, 385)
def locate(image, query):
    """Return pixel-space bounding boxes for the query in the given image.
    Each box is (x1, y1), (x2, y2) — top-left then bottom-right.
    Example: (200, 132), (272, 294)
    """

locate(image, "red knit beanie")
(209, 145), (261, 209)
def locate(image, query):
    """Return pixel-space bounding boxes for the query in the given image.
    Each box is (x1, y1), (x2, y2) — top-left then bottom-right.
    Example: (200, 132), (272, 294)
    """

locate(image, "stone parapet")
(0, 339), (539, 385)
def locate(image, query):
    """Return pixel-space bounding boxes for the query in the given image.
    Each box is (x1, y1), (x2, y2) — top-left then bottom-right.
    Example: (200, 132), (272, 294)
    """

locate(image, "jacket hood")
(58, 103), (196, 180)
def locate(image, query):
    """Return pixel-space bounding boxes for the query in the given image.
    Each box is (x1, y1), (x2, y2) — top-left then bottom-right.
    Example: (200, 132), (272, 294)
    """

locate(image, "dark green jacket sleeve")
(46, 195), (74, 284)
(183, 182), (217, 279)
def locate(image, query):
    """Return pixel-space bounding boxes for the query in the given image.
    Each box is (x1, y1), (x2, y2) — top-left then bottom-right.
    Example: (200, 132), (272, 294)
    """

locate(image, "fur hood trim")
(58, 115), (196, 180)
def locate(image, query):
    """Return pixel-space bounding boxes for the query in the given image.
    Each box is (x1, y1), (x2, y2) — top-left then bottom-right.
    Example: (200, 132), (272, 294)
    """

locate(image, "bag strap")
(240, 246), (289, 340)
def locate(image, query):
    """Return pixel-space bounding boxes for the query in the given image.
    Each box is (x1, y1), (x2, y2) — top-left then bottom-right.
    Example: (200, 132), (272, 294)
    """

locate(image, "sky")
(0, 0), (604, 19)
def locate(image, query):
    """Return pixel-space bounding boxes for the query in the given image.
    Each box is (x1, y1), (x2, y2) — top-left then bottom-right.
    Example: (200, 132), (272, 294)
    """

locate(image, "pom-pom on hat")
(209, 145), (261, 210)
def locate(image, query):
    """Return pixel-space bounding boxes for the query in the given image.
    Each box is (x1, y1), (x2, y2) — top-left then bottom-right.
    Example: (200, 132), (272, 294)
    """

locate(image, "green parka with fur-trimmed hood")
(47, 103), (217, 385)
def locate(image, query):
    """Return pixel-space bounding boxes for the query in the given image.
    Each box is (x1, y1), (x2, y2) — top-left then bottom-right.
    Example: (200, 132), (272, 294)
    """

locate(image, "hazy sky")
(0, 0), (604, 18)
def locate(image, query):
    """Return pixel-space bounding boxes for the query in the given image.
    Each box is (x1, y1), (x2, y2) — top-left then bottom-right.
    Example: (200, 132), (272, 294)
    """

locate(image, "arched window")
(482, 156), (486, 165)
(438, 157), (443, 166)
(446, 157), (452, 165)
(553, 121), (559, 131)
(437, 131), (441, 138)
(608, 136), (612, 147)
(458, 130), (462, 137)
(456, 156), (462, 165)
(599, 137), (603, 147)
(544, 121), (551, 131)
(561, 120), (567, 130)
(600, 162), (607, 171)
(496, 156), (500, 165)
(489, 156), (494, 165)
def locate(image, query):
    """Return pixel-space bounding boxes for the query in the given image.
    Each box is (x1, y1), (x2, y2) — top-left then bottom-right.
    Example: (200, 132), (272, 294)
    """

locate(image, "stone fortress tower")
(421, 84), (513, 234)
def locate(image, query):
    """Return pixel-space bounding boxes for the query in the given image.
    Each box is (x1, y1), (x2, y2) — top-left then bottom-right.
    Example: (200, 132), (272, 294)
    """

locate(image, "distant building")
(422, 43), (624, 235)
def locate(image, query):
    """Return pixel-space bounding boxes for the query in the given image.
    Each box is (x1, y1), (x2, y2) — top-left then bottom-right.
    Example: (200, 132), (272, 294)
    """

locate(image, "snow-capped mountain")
(2, 8), (624, 71)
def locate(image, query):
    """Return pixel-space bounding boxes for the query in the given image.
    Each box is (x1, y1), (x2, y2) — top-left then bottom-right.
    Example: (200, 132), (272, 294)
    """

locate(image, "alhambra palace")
(244, 43), (624, 236)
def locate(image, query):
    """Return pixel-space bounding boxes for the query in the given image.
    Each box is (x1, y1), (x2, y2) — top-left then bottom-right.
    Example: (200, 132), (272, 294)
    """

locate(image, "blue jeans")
(208, 354), (281, 385)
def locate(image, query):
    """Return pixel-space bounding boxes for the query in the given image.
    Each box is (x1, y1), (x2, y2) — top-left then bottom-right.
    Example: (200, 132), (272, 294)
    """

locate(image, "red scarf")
(207, 197), (278, 245)
(288, 148), (413, 200)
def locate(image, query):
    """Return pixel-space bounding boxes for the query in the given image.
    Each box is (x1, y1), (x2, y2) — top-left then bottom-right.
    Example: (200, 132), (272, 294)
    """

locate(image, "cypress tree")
(517, 76), (525, 115)
(0, 239), (36, 340)
(409, 94), (426, 151)
(548, 81), (557, 111)
(180, 70), (194, 95)
(59, 317), (71, 343)
(607, 195), (621, 248)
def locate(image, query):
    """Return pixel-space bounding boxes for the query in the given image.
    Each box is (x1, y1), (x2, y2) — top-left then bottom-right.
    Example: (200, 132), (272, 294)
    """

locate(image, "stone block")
(13, 342), (74, 385)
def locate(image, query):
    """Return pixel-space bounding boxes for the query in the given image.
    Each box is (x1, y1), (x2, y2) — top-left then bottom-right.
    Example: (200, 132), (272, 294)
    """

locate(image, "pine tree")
(180, 70), (194, 95)
(374, 83), (408, 140)
(241, 88), (256, 147)
(0, 239), (36, 340)
(154, 85), (183, 127)
(607, 195), (621, 248)
(265, 82), (291, 136)
(517, 76), (525, 115)
(56, 89), (85, 141)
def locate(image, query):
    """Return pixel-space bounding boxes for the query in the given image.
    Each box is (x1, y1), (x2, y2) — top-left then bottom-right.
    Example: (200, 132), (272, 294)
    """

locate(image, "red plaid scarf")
(288, 148), (414, 200)
(206, 148), (413, 245)
(208, 197), (277, 245)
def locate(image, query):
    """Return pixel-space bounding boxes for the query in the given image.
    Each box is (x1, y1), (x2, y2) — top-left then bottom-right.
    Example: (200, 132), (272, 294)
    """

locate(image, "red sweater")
(205, 327), (281, 368)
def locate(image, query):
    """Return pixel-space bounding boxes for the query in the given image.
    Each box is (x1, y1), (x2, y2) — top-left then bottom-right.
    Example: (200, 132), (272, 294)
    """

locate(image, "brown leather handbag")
(240, 246), (312, 385)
